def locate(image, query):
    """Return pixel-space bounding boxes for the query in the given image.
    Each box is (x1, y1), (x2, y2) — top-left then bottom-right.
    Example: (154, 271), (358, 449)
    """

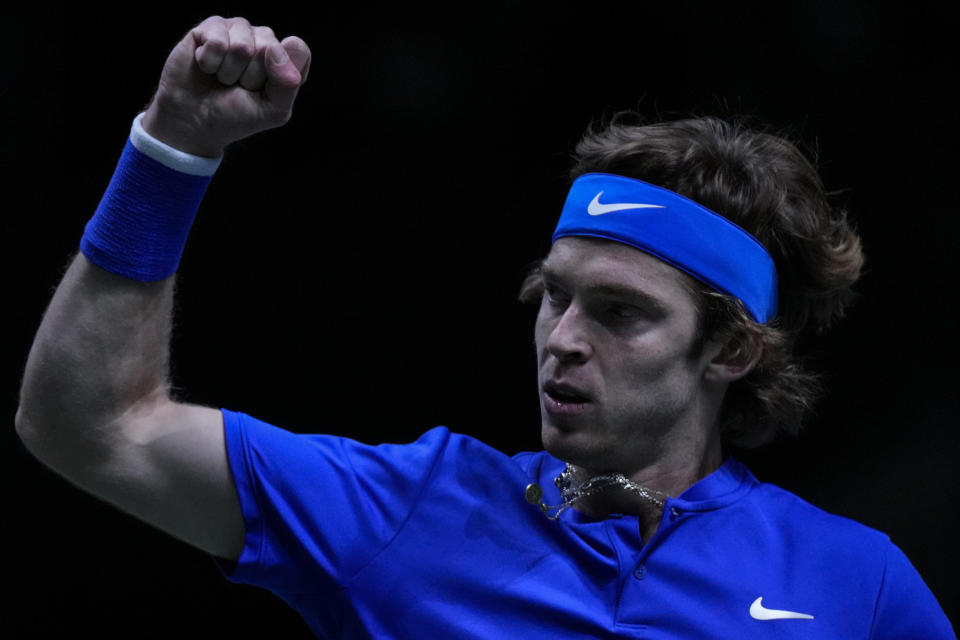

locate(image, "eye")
(606, 303), (642, 319)
(543, 283), (570, 309)
(599, 299), (654, 324)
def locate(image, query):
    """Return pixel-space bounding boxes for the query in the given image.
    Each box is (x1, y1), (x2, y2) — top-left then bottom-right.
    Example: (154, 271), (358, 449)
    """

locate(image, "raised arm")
(15, 16), (311, 561)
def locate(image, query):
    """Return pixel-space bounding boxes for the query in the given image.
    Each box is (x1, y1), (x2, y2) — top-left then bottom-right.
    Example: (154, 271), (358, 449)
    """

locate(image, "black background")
(4, 2), (957, 636)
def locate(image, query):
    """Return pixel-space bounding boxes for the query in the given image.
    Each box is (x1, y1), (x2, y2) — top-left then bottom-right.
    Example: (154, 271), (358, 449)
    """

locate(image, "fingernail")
(271, 43), (288, 64)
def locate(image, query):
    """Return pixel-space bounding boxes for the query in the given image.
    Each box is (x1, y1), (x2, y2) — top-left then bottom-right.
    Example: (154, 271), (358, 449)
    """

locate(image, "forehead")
(543, 237), (699, 308)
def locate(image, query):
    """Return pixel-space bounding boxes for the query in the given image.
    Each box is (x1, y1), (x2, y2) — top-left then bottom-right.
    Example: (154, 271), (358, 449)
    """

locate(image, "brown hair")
(521, 112), (864, 448)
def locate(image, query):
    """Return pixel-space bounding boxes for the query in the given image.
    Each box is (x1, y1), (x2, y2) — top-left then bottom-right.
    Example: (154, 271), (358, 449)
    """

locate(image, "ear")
(702, 330), (763, 384)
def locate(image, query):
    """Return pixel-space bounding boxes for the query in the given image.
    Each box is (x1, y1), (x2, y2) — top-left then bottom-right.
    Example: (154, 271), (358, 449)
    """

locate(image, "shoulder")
(740, 470), (897, 565)
(745, 469), (953, 627)
(222, 409), (533, 488)
(722, 464), (954, 636)
(752, 476), (888, 537)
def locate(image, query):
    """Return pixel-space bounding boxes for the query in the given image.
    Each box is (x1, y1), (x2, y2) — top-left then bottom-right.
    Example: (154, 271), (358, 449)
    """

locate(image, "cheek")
(605, 339), (700, 396)
(533, 308), (552, 355)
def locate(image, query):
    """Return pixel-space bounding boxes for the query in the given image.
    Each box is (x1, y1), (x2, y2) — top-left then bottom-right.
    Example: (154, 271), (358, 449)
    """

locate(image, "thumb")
(263, 41), (305, 114)
(282, 36), (312, 84)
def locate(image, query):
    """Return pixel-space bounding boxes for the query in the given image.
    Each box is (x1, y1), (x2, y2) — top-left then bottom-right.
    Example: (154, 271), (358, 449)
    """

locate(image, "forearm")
(16, 15), (310, 464)
(15, 106), (207, 459)
(13, 16), (308, 563)
(16, 253), (174, 458)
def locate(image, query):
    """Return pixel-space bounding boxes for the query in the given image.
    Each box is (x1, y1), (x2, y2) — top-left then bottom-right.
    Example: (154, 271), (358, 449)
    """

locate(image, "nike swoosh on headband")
(552, 173), (779, 323)
(749, 597), (815, 621)
(587, 191), (665, 215)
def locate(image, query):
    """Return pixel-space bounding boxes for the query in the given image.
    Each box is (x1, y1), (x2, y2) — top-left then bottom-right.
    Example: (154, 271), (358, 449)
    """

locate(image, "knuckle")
(231, 40), (256, 59)
(198, 15), (224, 27)
(254, 26), (277, 42)
(205, 37), (228, 53)
(193, 15), (224, 37)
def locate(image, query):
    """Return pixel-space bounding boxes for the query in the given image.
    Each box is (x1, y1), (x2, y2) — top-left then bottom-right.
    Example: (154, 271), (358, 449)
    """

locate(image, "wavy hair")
(520, 113), (864, 448)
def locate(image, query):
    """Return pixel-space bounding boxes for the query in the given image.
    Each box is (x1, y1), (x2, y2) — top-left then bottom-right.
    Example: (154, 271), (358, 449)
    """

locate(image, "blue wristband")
(80, 116), (220, 281)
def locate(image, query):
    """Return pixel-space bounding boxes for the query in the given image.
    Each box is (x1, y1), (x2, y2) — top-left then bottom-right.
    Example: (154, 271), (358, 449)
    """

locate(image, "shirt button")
(633, 563), (647, 580)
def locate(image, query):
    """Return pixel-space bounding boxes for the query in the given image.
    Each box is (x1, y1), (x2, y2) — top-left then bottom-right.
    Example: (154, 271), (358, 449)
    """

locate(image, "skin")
(16, 15), (752, 562)
(535, 237), (756, 541)
(16, 16), (311, 562)
(142, 16), (311, 156)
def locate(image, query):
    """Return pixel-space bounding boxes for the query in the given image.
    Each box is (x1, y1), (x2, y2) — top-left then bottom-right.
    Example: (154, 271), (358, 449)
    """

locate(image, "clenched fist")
(141, 16), (311, 157)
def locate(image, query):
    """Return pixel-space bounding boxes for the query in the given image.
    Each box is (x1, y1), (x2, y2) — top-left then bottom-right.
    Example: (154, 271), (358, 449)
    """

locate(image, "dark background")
(4, 2), (957, 636)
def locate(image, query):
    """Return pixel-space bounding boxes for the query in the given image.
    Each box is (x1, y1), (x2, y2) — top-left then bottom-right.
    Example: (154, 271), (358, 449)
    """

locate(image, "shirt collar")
(669, 457), (757, 512)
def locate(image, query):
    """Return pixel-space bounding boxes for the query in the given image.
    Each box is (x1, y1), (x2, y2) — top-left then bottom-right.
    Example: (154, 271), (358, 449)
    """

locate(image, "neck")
(570, 424), (723, 541)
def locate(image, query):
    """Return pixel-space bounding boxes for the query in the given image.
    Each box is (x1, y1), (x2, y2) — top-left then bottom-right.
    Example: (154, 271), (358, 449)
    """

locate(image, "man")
(16, 15), (954, 639)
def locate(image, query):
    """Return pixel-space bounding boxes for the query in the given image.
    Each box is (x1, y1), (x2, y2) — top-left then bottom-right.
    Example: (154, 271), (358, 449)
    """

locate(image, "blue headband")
(552, 173), (778, 323)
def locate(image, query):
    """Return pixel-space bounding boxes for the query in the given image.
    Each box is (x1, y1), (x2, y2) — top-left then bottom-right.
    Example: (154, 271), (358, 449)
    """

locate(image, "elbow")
(15, 401), (81, 468)
(16, 390), (168, 471)
(15, 401), (108, 480)
(15, 405), (34, 447)
(15, 404), (49, 462)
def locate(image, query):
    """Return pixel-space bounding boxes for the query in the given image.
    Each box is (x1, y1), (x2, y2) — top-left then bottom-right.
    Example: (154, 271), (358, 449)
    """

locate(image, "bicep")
(65, 401), (245, 561)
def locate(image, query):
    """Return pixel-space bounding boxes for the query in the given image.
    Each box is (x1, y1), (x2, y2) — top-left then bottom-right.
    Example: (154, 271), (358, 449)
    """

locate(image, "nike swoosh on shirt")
(749, 597), (815, 621)
(587, 191), (666, 215)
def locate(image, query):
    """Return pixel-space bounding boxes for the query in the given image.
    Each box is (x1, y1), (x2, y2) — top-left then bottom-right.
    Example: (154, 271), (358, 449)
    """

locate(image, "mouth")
(542, 380), (592, 416)
(544, 381), (591, 402)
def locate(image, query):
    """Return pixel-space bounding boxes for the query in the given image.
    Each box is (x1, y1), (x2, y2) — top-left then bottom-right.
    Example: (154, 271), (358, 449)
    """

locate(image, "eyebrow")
(541, 265), (670, 316)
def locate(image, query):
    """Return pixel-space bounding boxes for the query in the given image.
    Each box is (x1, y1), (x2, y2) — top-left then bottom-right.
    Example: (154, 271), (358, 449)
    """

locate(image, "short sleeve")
(218, 409), (453, 597)
(870, 542), (956, 639)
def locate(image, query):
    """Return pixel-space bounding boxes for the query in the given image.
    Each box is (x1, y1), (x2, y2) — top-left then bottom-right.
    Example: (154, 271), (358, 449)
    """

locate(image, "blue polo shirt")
(219, 409), (954, 639)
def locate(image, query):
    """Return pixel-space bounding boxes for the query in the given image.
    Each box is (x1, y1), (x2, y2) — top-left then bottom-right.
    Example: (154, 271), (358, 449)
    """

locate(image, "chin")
(541, 420), (602, 467)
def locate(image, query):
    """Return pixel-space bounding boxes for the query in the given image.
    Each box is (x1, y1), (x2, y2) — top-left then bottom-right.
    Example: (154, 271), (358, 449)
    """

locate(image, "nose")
(545, 304), (593, 364)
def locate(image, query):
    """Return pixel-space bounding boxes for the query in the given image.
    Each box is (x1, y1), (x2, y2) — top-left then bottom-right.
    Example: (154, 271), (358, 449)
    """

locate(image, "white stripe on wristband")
(130, 112), (222, 176)
(79, 115), (219, 281)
